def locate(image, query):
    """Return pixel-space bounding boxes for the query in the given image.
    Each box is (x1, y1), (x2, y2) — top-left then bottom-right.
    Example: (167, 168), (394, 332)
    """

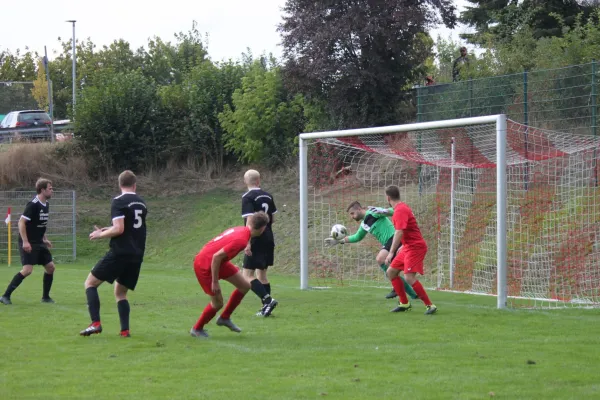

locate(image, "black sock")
(3, 272), (25, 298)
(117, 299), (130, 332)
(85, 287), (101, 323)
(264, 283), (271, 295)
(42, 273), (54, 299)
(250, 279), (272, 305)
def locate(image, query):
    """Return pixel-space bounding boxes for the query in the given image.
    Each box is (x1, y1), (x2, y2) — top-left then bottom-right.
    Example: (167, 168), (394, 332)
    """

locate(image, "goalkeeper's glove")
(324, 237), (343, 247)
(368, 206), (392, 215)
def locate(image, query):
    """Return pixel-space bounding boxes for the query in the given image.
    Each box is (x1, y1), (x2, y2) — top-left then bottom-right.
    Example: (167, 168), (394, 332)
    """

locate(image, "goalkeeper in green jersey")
(324, 201), (418, 301)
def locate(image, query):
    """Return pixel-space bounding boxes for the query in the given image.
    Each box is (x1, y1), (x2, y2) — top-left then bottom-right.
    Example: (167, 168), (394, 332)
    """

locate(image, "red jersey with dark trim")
(196, 226), (251, 262)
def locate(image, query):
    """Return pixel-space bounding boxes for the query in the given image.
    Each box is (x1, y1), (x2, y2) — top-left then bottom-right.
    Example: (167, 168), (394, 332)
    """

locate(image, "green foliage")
(219, 59), (305, 165)
(158, 59), (245, 169)
(460, 0), (593, 45)
(75, 70), (161, 172)
(279, 0), (457, 129)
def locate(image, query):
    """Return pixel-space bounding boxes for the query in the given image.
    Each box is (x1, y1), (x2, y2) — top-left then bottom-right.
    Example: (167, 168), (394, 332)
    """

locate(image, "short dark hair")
(36, 178), (52, 194)
(346, 201), (362, 212)
(249, 211), (269, 230)
(119, 170), (136, 188)
(385, 185), (400, 201)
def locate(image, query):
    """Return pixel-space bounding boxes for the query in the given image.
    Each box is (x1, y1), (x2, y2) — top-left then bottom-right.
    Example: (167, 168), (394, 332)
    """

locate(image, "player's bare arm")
(211, 249), (228, 295)
(43, 234), (52, 248)
(89, 218), (125, 240)
(18, 217), (31, 252)
(385, 229), (403, 265)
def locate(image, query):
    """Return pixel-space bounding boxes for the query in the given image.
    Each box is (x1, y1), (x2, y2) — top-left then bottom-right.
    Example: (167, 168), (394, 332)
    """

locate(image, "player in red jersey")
(383, 185), (437, 315)
(190, 211), (270, 338)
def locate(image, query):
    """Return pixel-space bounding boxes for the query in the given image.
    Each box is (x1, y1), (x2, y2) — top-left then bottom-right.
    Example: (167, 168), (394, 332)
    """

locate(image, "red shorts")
(193, 257), (239, 295)
(389, 244), (427, 275)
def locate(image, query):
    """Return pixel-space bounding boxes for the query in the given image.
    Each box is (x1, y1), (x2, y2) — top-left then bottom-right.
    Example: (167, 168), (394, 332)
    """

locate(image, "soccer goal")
(299, 115), (600, 309)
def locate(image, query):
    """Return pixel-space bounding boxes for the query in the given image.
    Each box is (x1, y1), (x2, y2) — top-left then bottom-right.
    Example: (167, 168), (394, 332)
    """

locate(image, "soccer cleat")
(216, 317), (242, 333)
(41, 297), (55, 304)
(190, 328), (209, 338)
(119, 330), (131, 338)
(385, 289), (398, 299)
(425, 304), (438, 315)
(80, 322), (103, 336)
(391, 303), (412, 312)
(0, 296), (12, 305)
(262, 299), (278, 317)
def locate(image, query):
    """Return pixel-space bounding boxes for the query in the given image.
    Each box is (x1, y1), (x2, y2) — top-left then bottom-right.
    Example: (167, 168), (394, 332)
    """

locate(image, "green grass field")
(1, 189), (600, 399)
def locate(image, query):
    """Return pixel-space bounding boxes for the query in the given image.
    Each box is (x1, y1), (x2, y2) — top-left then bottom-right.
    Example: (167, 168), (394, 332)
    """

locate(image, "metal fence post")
(524, 69), (529, 190)
(72, 190), (77, 260)
(417, 86), (422, 195)
(591, 60), (598, 187)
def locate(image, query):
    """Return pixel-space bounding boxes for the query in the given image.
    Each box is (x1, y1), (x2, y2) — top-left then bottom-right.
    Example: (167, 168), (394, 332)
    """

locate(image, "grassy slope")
(75, 188), (301, 272)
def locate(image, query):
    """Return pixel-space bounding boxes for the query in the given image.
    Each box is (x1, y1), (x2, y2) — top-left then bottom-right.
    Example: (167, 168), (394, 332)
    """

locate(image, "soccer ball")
(330, 224), (348, 240)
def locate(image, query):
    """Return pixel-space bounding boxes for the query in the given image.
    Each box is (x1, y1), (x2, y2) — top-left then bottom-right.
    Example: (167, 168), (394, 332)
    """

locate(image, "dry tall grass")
(0, 142), (90, 190)
(0, 142), (301, 197)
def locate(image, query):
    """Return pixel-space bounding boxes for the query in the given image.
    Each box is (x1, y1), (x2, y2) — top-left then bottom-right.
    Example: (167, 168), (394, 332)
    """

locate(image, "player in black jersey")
(79, 171), (148, 338)
(241, 169), (278, 317)
(0, 178), (55, 305)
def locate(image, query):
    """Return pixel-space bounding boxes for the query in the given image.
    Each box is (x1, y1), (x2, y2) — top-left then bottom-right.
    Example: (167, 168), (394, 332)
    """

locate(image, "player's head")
(119, 170), (137, 192)
(346, 201), (365, 221)
(36, 178), (53, 199)
(244, 169), (260, 187)
(460, 46), (467, 56)
(385, 185), (401, 206)
(247, 211), (269, 237)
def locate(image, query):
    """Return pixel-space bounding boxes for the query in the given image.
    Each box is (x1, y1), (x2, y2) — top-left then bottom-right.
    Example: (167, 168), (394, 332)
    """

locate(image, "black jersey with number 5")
(109, 192), (147, 260)
(241, 188), (277, 230)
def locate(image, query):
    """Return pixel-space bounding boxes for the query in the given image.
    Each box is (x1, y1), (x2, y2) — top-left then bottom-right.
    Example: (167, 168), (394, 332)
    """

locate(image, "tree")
(278, 0), (456, 129)
(460, 0), (596, 45)
(31, 60), (49, 111)
(158, 58), (245, 170)
(219, 58), (305, 165)
(75, 70), (160, 172)
(0, 49), (37, 81)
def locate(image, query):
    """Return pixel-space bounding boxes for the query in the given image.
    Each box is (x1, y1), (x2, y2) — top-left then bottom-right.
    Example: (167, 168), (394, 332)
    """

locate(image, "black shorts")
(91, 251), (142, 290)
(20, 244), (53, 266)
(382, 237), (394, 252)
(382, 237), (401, 262)
(243, 229), (275, 270)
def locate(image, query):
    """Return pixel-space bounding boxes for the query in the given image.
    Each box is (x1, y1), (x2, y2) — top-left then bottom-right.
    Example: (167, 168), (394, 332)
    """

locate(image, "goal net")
(299, 115), (600, 309)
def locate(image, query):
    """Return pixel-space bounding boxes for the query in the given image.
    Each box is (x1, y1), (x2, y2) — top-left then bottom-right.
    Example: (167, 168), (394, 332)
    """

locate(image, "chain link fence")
(416, 62), (598, 137)
(0, 191), (76, 265)
(0, 82), (38, 115)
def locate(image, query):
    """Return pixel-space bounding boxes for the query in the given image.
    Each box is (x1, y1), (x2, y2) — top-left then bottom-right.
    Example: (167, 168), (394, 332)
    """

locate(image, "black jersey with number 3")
(109, 192), (148, 260)
(241, 188), (277, 230)
(20, 196), (50, 244)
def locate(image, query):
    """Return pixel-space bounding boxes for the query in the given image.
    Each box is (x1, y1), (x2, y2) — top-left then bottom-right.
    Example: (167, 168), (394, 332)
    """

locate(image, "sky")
(0, 0), (473, 62)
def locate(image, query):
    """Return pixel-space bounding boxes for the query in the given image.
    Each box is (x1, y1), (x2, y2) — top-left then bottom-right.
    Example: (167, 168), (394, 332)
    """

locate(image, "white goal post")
(299, 114), (600, 309)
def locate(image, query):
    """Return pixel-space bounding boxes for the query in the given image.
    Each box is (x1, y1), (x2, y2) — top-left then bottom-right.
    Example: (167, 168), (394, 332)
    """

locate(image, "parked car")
(0, 110), (52, 128)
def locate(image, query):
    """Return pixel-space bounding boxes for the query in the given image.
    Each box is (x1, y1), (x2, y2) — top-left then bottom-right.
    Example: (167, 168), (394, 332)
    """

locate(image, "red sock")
(391, 277), (409, 304)
(412, 280), (432, 306)
(193, 303), (218, 330)
(220, 289), (246, 319)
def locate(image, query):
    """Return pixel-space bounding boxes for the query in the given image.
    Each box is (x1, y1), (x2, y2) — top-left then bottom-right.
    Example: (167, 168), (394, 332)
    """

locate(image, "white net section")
(305, 120), (600, 308)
